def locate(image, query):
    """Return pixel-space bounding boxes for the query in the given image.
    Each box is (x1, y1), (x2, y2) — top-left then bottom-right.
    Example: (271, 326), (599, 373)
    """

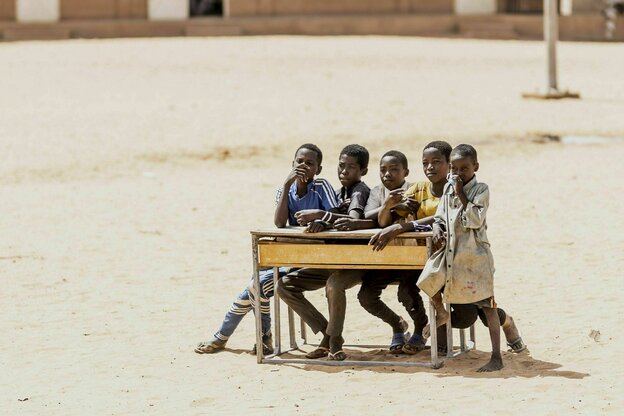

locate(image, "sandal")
(328, 350), (347, 361)
(402, 333), (426, 355)
(507, 337), (527, 353)
(251, 333), (274, 356)
(389, 332), (408, 352)
(194, 339), (225, 354)
(305, 347), (329, 359)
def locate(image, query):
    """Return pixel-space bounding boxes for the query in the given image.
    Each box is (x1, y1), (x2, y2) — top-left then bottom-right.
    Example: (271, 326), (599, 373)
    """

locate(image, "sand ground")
(1, 36), (623, 415)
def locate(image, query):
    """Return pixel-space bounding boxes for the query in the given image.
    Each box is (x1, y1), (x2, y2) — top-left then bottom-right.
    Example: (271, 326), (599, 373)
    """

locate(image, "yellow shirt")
(403, 181), (441, 221)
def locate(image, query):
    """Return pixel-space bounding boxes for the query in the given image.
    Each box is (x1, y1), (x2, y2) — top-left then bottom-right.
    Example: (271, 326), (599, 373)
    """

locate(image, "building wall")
(0, 0), (16, 21)
(60, 0), (147, 20)
(226, 0), (454, 17)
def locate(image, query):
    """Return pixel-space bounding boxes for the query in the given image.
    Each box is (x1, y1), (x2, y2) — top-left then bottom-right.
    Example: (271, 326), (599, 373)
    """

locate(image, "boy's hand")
(369, 223), (403, 252)
(432, 224), (447, 251)
(382, 189), (404, 209)
(285, 163), (311, 186)
(295, 209), (324, 225)
(334, 218), (360, 231)
(394, 198), (420, 216)
(450, 174), (464, 195)
(305, 220), (328, 233)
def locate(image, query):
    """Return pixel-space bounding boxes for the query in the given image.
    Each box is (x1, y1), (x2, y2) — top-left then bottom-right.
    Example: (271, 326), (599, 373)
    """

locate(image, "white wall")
(454, 0), (497, 15)
(148, 0), (190, 20)
(16, 0), (60, 22)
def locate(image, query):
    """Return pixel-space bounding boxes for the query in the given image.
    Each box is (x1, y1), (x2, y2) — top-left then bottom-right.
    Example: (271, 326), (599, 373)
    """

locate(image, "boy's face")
(422, 147), (449, 184)
(337, 154), (367, 188)
(379, 155), (409, 191)
(450, 154), (479, 183)
(293, 148), (322, 181)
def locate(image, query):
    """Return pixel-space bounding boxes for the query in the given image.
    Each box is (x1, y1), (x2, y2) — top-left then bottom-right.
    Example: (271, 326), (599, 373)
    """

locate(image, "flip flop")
(402, 333), (426, 355)
(389, 332), (408, 352)
(305, 347), (329, 359)
(328, 350), (347, 361)
(507, 337), (527, 353)
(194, 340), (225, 354)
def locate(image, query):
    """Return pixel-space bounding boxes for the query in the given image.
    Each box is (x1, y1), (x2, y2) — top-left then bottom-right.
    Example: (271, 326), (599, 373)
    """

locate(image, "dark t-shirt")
(336, 181), (370, 216)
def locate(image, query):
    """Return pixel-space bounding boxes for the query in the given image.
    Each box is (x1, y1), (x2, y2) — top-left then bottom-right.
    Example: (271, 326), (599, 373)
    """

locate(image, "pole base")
(522, 89), (580, 100)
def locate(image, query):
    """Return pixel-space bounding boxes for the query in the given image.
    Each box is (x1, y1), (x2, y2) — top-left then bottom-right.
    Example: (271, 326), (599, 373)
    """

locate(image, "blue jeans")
(214, 267), (291, 341)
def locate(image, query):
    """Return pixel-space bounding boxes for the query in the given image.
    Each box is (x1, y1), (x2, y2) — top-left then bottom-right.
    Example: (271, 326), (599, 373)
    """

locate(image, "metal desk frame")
(251, 227), (475, 368)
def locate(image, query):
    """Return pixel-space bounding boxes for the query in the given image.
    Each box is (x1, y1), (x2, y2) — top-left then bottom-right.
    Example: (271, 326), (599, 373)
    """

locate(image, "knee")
(357, 287), (376, 307)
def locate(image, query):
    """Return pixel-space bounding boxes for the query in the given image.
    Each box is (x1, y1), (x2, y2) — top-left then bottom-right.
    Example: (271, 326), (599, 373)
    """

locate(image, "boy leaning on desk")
(195, 143), (338, 355)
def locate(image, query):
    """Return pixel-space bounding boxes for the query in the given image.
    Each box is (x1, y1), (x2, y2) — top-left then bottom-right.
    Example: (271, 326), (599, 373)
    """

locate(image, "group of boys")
(195, 142), (526, 372)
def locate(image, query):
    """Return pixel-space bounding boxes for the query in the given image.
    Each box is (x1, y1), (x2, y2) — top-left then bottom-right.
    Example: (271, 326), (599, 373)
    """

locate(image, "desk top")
(250, 226), (432, 240)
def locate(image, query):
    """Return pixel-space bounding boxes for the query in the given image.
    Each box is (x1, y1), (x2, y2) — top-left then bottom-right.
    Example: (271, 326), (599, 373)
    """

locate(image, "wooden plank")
(258, 243), (428, 268)
(251, 227), (432, 240)
(0, 0), (16, 21)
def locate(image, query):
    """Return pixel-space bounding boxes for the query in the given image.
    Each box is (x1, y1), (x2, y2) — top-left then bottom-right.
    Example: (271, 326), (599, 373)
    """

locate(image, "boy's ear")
(404, 168), (410, 177)
(474, 162), (479, 172)
(361, 167), (368, 177)
(316, 165), (322, 175)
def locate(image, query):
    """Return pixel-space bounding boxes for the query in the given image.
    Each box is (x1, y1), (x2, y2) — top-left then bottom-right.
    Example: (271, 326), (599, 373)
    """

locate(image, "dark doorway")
(190, 0), (223, 16)
(498, 0), (554, 14)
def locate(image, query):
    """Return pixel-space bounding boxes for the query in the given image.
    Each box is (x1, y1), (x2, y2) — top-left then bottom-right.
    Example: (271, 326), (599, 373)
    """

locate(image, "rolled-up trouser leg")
(276, 268), (330, 334)
(325, 270), (365, 337)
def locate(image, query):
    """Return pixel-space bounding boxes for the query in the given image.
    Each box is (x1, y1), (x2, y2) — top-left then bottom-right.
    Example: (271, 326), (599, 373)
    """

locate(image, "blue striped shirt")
(275, 178), (339, 226)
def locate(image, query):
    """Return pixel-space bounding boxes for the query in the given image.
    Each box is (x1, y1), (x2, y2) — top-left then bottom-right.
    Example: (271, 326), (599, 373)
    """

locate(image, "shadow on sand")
(275, 347), (589, 380)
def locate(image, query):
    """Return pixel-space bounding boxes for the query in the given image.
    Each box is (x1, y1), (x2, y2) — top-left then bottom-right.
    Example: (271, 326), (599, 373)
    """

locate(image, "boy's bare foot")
(422, 308), (449, 339)
(477, 354), (503, 372)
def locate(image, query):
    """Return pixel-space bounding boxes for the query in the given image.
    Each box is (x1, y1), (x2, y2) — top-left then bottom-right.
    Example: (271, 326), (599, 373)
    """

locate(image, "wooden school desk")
(250, 227), (475, 368)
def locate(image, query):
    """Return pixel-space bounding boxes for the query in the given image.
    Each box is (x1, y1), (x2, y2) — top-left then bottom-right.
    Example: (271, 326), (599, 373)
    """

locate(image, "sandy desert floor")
(0, 36), (623, 415)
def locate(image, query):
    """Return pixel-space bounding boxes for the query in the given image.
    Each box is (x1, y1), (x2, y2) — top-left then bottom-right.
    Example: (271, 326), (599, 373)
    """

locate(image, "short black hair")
(340, 144), (369, 169)
(295, 143), (323, 165)
(451, 144), (478, 163)
(381, 150), (408, 169)
(423, 141), (453, 162)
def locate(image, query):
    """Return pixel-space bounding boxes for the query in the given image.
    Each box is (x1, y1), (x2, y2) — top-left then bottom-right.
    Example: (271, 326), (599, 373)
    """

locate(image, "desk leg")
(429, 298), (440, 368)
(470, 324), (476, 349)
(446, 302), (454, 358)
(288, 307), (298, 349)
(273, 267), (281, 355)
(300, 317), (308, 345)
(460, 328), (466, 352)
(251, 235), (263, 364)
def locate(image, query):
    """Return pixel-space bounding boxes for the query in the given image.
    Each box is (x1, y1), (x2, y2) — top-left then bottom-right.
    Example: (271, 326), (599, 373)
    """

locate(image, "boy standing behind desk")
(195, 143), (338, 355)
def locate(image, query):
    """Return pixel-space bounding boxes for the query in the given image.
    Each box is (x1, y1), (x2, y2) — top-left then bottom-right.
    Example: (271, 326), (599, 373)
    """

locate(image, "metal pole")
(545, 0), (558, 92)
(251, 235), (264, 364)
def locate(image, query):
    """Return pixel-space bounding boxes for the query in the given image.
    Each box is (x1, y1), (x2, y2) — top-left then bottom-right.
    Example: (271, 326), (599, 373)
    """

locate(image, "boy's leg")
(248, 269), (277, 336)
(324, 270), (365, 360)
(358, 271), (408, 352)
(195, 283), (254, 354)
(436, 304), (479, 353)
(397, 272), (429, 353)
(357, 271), (405, 332)
(477, 307), (526, 352)
(477, 306), (503, 372)
(422, 291), (450, 339)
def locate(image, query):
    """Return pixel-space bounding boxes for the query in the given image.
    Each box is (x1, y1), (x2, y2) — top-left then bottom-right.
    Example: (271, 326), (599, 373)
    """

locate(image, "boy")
(195, 143), (338, 355)
(356, 150), (422, 352)
(370, 143), (526, 356)
(277, 144), (371, 361)
(418, 144), (503, 372)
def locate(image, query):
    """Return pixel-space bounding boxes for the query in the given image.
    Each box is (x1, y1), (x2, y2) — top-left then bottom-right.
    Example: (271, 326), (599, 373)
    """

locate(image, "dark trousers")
(277, 268), (363, 338)
(437, 304), (507, 349)
(357, 270), (428, 334)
